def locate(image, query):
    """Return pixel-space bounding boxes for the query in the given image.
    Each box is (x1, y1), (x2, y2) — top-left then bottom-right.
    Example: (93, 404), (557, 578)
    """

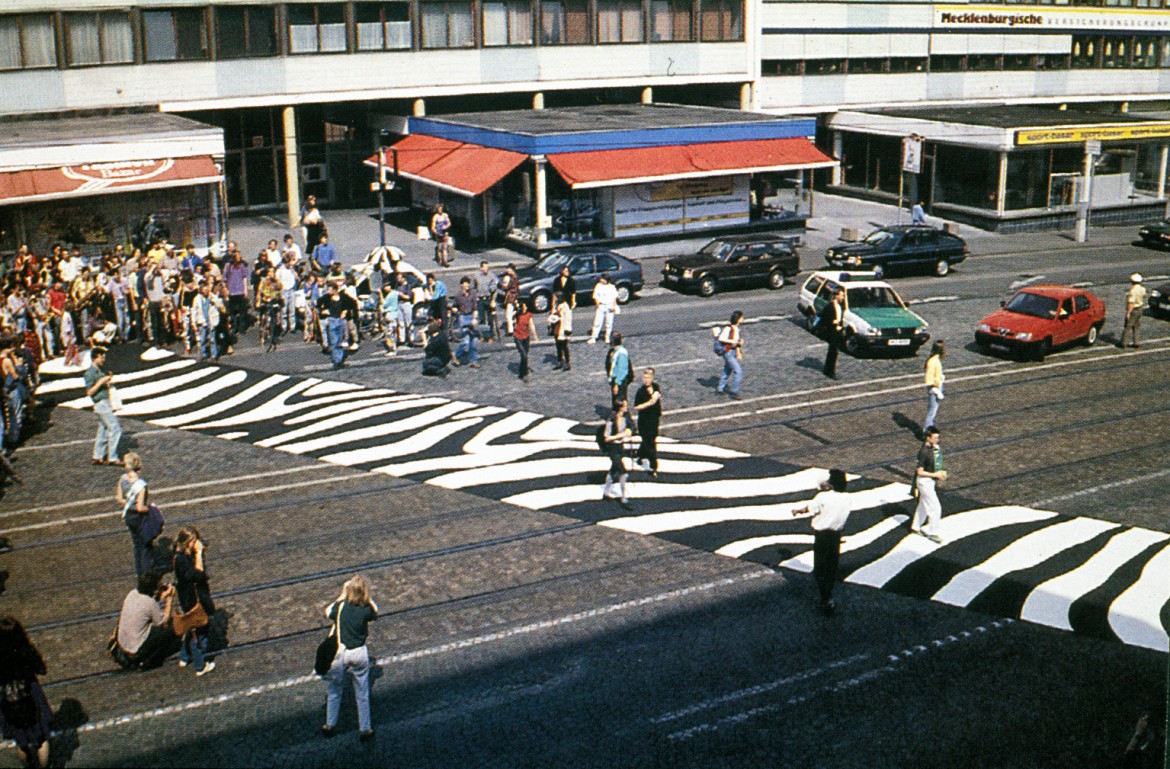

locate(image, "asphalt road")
(2, 223), (1168, 768)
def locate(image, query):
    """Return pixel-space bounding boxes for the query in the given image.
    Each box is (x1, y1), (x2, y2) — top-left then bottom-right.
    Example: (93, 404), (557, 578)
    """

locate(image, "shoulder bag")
(315, 602), (343, 676)
(172, 599), (209, 636)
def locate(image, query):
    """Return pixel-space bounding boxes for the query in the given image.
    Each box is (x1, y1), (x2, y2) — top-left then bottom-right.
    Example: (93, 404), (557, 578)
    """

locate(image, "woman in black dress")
(173, 526), (216, 676)
(0, 615), (53, 768)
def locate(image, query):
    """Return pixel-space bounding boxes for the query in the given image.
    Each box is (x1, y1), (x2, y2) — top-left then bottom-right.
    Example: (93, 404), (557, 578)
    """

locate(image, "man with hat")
(1121, 273), (1147, 349)
(791, 468), (851, 616)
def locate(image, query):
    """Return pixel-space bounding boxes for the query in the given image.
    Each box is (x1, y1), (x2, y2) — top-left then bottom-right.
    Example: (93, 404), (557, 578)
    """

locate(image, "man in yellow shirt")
(1121, 273), (1147, 349)
(923, 340), (945, 431)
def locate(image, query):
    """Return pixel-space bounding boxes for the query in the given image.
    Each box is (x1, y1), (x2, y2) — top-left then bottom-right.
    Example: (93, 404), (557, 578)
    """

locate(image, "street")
(3, 219), (1168, 768)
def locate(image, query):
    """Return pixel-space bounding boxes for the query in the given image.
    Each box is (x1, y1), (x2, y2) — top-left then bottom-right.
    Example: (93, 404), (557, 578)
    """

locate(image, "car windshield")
(847, 287), (903, 308)
(863, 230), (896, 246)
(699, 241), (734, 260)
(1005, 291), (1059, 319)
(534, 252), (574, 274)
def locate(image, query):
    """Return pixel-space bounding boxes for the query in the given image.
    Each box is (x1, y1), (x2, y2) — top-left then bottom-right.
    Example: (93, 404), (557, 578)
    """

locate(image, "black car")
(1138, 220), (1170, 249)
(518, 248), (644, 313)
(1148, 280), (1170, 317)
(825, 225), (968, 278)
(661, 234), (801, 297)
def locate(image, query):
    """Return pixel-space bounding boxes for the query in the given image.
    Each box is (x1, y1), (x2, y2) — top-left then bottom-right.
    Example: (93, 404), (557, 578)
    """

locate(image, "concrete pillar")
(641, 87), (653, 104)
(740, 82), (753, 111)
(533, 91), (545, 110)
(996, 151), (1008, 216)
(534, 156), (549, 246)
(1157, 144), (1168, 200)
(412, 98), (426, 117)
(1075, 147), (1094, 242)
(282, 106), (301, 229)
(832, 132), (844, 185)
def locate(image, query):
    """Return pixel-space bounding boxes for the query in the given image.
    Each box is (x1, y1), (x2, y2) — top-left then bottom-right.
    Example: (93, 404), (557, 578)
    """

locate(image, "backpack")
(0, 679), (37, 729)
(712, 327), (727, 356)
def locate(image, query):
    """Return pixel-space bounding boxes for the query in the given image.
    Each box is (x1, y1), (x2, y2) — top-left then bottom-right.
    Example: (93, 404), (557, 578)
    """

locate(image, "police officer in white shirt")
(588, 274), (619, 345)
(792, 468), (851, 616)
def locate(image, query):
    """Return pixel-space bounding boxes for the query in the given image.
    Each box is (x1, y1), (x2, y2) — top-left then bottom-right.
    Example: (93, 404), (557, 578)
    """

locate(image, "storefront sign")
(1016, 123), (1170, 146)
(902, 136), (923, 175)
(935, 5), (1170, 30)
(614, 176), (749, 236)
(0, 156), (221, 205)
(649, 177), (735, 202)
(62, 159), (175, 184)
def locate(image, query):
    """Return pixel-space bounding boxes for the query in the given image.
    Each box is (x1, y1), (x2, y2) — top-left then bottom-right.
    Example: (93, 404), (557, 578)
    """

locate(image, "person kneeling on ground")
(422, 318), (452, 376)
(112, 570), (180, 671)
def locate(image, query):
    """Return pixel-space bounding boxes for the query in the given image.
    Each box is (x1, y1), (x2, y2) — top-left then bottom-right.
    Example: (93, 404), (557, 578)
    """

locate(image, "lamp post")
(374, 131), (398, 248)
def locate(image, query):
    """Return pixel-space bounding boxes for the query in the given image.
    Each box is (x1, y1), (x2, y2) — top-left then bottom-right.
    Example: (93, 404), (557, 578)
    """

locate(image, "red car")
(975, 285), (1106, 361)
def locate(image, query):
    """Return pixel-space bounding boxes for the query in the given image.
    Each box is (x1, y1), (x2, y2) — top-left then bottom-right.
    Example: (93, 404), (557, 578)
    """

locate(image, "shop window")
(651, 0), (693, 41)
(967, 54), (1001, 71)
(483, 0), (534, 45)
(761, 59), (802, 75)
(1133, 37), (1158, 67)
(1071, 35), (1098, 68)
(888, 57), (926, 73)
(805, 59), (844, 75)
(934, 144), (1000, 210)
(65, 11), (134, 66)
(420, 2), (474, 47)
(289, 4), (348, 53)
(1003, 54), (1033, 70)
(1162, 39), (1170, 66)
(930, 55), (965, 72)
(850, 58), (886, 74)
(1101, 37), (1129, 68)
(1035, 53), (1069, 70)
(540, 0), (590, 43)
(0, 15), (57, 69)
(699, 0), (742, 41)
(597, 0), (643, 43)
(143, 9), (210, 61)
(215, 7), (278, 58)
(356, 2), (412, 49)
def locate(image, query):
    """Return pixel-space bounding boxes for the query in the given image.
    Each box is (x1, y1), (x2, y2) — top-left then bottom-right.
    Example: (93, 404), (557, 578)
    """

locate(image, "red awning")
(0, 156), (222, 205)
(546, 138), (837, 189)
(365, 134), (528, 198)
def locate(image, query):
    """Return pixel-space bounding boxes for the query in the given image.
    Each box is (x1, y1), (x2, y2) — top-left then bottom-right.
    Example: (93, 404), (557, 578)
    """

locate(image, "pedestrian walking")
(821, 288), (846, 379)
(426, 274), (448, 329)
(550, 294), (573, 371)
(911, 427), (946, 543)
(512, 299), (538, 380)
(791, 468), (851, 616)
(600, 399), (633, 509)
(552, 265), (577, 309)
(318, 281), (349, 369)
(910, 201), (927, 224)
(923, 340), (945, 432)
(0, 616), (53, 769)
(114, 452), (157, 578)
(452, 276), (480, 368)
(301, 195), (326, 253)
(633, 368), (661, 477)
(172, 526), (216, 676)
(607, 333), (632, 408)
(587, 274), (618, 345)
(715, 310), (744, 398)
(321, 575), (379, 742)
(112, 570), (179, 671)
(474, 261), (499, 342)
(431, 204), (452, 267)
(1121, 273), (1146, 349)
(85, 346), (122, 466)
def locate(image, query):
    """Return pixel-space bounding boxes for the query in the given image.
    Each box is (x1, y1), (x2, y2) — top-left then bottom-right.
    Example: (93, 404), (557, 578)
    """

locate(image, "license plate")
(888, 339), (911, 346)
(663, 274), (677, 282)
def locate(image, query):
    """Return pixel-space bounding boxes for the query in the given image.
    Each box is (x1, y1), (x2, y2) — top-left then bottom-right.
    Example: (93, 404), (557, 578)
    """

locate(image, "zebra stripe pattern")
(38, 347), (1170, 652)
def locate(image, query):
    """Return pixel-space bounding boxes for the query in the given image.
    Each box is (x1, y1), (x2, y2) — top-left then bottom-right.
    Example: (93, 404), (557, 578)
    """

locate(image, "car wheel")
(934, 259), (951, 277)
(1085, 324), (1099, 346)
(844, 333), (862, 356)
(1035, 337), (1052, 362)
(767, 270), (785, 290)
(532, 291), (552, 313)
(615, 283), (632, 304)
(698, 276), (717, 298)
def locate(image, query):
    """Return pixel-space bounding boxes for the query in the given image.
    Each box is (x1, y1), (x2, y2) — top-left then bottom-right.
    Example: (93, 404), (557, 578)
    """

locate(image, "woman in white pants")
(322, 575), (379, 742)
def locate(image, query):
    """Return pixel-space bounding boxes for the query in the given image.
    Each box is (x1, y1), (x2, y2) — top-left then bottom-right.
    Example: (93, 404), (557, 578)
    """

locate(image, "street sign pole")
(1075, 140), (1101, 243)
(377, 148), (387, 248)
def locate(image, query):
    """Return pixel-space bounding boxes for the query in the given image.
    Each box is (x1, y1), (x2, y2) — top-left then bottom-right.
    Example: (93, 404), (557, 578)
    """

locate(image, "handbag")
(172, 599), (209, 636)
(314, 603), (343, 676)
(140, 503), (165, 543)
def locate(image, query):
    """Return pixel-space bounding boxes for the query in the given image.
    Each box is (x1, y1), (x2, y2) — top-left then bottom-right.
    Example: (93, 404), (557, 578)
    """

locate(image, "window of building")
(888, 57), (926, 72)
(215, 6), (278, 58)
(850, 58), (885, 73)
(289, 4), (348, 53)
(421, 2), (474, 47)
(699, 0), (742, 41)
(1161, 39), (1170, 66)
(1101, 37), (1128, 68)
(1071, 35), (1098, 68)
(1003, 53), (1033, 70)
(483, 0), (534, 45)
(805, 59), (844, 75)
(651, 0), (693, 41)
(0, 15), (57, 70)
(1133, 37), (1158, 67)
(540, 0), (590, 43)
(1034, 53), (1069, 70)
(356, 2), (412, 49)
(930, 55), (965, 72)
(143, 9), (210, 61)
(967, 54), (1001, 71)
(761, 59), (801, 75)
(65, 11), (134, 66)
(597, 0), (643, 43)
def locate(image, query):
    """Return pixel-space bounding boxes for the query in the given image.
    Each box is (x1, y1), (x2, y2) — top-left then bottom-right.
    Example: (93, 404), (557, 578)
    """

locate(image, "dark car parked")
(825, 225), (968, 278)
(661, 233), (801, 297)
(1138, 219), (1170, 249)
(518, 248), (644, 313)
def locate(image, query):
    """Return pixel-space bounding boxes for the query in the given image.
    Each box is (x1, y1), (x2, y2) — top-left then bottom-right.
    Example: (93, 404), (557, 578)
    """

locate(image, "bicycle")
(257, 301), (282, 352)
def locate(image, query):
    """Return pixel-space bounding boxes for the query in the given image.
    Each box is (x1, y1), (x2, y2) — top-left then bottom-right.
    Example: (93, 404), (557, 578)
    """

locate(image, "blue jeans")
(179, 626), (210, 671)
(282, 289), (298, 331)
(718, 350), (742, 395)
(114, 298), (129, 339)
(457, 313), (478, 363)
(198, 325), (218, 360)
(93, 399), (122, 462)
(326, 317), (346, 367)
(124, 512), (153, 578)
(924, 388), (941, 430)
(326, 645), (371, 732)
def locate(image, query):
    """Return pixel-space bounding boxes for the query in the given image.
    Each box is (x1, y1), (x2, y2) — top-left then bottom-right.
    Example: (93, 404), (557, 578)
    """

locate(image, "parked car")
(797, 271), (931, 356)
(825, 225), (968, 278)
(661, 233), (801, 297)
(1148, 280), (1170, 318)
(518, 248), (643, 313)
(1137, 219), (1170, 249)
(975, 285), (1105, 361)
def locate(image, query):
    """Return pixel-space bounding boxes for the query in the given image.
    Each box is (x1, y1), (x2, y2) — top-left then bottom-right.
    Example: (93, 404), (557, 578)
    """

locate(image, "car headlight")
(915, 327), (927, 335)
(978, 323), (991, 332)
(682, 269), (693, 279)
(861, 327), (880, 336)
(847, 256), (861, 266)
(1015, 331), (1032, 341)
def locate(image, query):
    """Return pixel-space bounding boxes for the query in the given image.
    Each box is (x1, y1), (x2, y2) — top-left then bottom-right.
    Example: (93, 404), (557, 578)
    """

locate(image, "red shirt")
(47, 287), (67, 314)
(513, 311), (532, 340)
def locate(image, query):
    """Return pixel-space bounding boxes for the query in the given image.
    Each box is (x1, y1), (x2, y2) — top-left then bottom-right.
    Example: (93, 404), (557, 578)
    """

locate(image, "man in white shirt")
(282, 233), (304, 265)
(58, 249), (85, 284)
(792, 468), (851, 616)
(588, 274), (619, 345)
(276, 255), (299, 332)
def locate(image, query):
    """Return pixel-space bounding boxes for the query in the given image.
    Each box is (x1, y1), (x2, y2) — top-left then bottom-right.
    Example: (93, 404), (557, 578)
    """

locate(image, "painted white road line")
(152, 375), (292, 427)
(776, 512), (913, 573)
(1030, 466), (1170, 508)
(1009, 275), (1046, 289)
(698, 314), (791, 329)
(1107, 540), (1170, 651)
(432, 457), (723, 490)
(906, 295), (960, 305)
(18, 428), (173, 452)
(589, 358), (705, 376)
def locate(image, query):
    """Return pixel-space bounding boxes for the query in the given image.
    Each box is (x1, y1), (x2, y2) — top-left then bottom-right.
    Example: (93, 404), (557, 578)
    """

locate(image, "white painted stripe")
(931, 517), (1120, 607)
(589, 358), (705, 376)
(775, 513), (912, 572)
(716, 534), (813, 558)
(61, 367), (220, 409)
(141, 347), (176, 361)
(431, 457), (723, 490)
(846, 506), (1059, 589)
(906, 295), (959, 305)
(1009, 275), (1045, 289)
(1021, 527), (1170, 632)
(697, 314), (789, 329)
(179, 380), (353, 429)
(18, 428), (172, 452)
(1031, 466), (1170, 508)
(301, 380), (365, 396)
(217, 432), (250, 440)
(326, 419), (489, 466)
(280, 390), (402, 425)
(116, 371), (249, 417)
(254, 396), (428, 448)
(1108, 540), (1170, 651)
(285, 401), (482, 456)
(152, 375), (291, 427)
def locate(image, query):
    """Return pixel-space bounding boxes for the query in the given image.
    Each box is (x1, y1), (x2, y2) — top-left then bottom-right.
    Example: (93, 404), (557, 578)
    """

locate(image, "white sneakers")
(196, 661), (216, 676)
